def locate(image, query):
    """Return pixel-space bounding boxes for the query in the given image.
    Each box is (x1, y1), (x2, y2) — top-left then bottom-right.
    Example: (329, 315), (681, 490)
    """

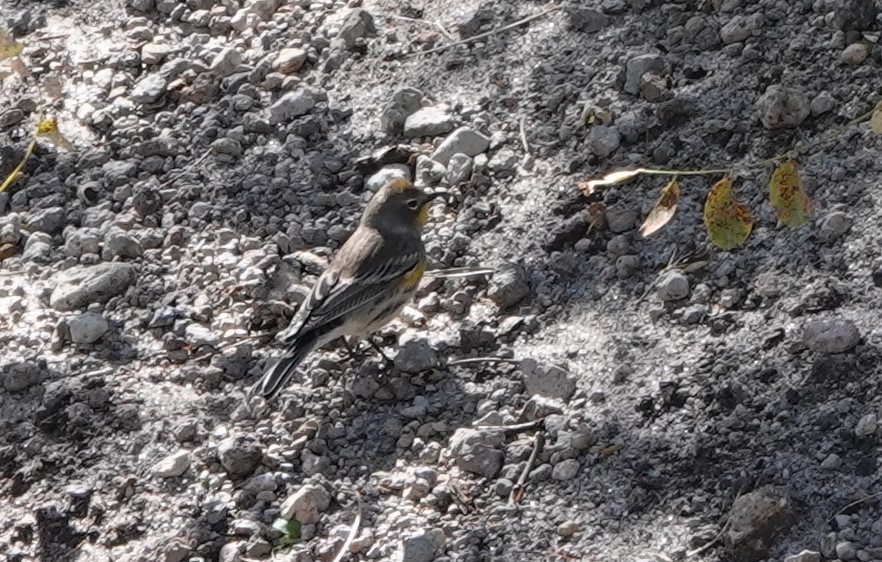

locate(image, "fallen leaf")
(0, 29), (23, 61)
(871, 107), (882, 135)
(580, 168), (646, 195)
(703, 178), (753, 250)
(639, 178), (680, 238)
(36, 117), (74, 151)
(769, 160), (812, 228)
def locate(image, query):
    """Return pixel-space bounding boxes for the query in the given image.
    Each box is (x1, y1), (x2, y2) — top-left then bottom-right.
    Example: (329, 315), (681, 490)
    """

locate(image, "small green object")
(272, 518), (301, 545)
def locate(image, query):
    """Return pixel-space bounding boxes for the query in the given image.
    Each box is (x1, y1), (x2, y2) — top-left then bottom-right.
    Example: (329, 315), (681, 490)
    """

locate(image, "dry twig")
(330, 490), (364, 562)
(509, 432), (544, 505)
(407, 6), (562, 58)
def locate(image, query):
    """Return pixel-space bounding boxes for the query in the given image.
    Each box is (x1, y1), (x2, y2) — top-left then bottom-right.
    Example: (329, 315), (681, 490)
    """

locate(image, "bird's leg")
(339, 336), (364, 362)
(367, 337), (395, 369)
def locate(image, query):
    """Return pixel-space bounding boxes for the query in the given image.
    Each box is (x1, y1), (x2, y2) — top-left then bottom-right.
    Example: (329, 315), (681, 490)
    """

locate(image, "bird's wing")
(277, 228), (423, 343)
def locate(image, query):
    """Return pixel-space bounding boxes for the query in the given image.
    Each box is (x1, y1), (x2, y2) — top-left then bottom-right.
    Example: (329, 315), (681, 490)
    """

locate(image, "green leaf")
(272, 518), (301, 545)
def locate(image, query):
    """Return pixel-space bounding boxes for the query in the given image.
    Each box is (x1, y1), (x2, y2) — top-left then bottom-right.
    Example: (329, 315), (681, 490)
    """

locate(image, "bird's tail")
(248, 331), (320, 401)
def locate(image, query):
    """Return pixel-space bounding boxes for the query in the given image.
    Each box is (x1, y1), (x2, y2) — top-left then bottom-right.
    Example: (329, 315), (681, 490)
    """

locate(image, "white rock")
(68, 312), (110, 344)
(403, 106), (455, 138)
(657, 271), (690, 301)
(152, 450), (191, 478)
(279, 484), (331, 524)
(210, 47), (243, 77)
(269, 89), (316, 124)
(273, 48), (307, 74)
(446, 153), (473, 184)
(431, 127), (490, 165)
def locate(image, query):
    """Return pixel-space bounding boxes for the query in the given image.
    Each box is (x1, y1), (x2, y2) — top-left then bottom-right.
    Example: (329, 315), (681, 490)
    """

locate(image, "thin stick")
(425, 266), (496, 279)
(519, 116), (531, 156)
(685, 521), (729, 558)
(407, 5), (562, 58)
(330, 491), (363, 562)
(447, 356), (522, 368)
(477, 419), (545, 434)
(509, 432), (544, 505)
(446, 356), (572, 376)
(158, 147), (212, 190)
(386, 14), (456, 41)
(829, 490), (882, 522)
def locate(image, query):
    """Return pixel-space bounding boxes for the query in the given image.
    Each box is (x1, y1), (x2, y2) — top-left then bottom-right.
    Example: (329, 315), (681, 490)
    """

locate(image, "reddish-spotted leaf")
(703, 178), (753, 250)
(769, 160), (811, 228)
(639, 178), (680, 238)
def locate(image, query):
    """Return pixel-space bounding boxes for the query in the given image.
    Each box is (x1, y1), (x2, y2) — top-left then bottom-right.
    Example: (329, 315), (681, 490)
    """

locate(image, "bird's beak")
(424, 190), (448, 204)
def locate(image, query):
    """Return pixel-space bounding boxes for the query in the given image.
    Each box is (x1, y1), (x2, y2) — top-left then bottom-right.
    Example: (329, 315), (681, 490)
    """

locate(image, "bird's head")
(361, 178), (443, 231)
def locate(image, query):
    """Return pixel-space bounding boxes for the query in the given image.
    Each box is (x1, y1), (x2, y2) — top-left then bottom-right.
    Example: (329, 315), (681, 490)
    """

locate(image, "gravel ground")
(2, 0), (882, 561)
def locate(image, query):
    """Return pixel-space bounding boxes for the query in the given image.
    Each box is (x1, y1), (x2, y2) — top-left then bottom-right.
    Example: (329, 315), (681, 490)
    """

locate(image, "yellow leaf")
(639, 178), (680, 238)
(703, 178), (753, 250)
(580, 168), (647, 195)
(871, 108), (882, 136)
(769, 160), (812, 228)
(0, 29), (23, 61)
(36, 117), (74, 151)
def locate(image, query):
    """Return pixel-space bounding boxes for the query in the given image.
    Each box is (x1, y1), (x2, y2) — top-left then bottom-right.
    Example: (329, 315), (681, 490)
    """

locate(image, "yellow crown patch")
(386, 178), (414, 193)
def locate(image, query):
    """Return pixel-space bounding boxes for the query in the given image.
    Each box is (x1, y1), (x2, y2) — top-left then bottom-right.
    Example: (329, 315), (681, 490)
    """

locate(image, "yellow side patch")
(418, 203), (430, 226)
(400, 259), (426, 288)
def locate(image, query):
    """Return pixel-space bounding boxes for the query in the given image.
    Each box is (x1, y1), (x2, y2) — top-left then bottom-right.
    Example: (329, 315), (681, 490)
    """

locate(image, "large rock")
(272, 48), (307, 74)
(68, 312), (110, 344)
(623, 54), (665, 95)
(432, 127), (490, 166)
(50, 263), (136, 311)
(803, 318), (860, 353)
(217, 436), (262, 477)
(756, 85), (809, 129)
(395, 334), (440, 373)
(152, 450), (191, 478)
(338, 9), (376, 49)
(380, 87), (423, 133)
(269, 90), (315, 124)
(279, 484), (331, 524)
(131, 74), (168, 104)
(521, 359), (577, 402)
(723, 486), (794, 557)
(448, 428), (504, 478)
(403, 106), (455, 138)
(400, 529), (445, 562)
(488, 263), (529, 308)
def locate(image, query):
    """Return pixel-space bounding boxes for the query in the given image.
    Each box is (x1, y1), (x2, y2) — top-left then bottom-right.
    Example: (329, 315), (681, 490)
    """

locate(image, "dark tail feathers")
(249, 332), (319, 401)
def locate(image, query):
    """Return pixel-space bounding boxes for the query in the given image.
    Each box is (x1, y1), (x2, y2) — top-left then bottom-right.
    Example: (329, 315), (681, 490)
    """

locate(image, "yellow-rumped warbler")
(250, 178), (440, 401)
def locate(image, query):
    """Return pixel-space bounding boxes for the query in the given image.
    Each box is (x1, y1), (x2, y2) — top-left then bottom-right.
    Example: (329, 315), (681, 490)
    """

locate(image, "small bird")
(250, 178), (440, 401)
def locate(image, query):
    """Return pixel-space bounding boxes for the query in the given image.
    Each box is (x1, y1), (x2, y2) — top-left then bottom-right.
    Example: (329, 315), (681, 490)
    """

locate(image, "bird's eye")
(406, 198), (421, 210)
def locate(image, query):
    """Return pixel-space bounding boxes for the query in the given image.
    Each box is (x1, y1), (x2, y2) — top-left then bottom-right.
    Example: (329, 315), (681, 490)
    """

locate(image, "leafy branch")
(1, 28), (74, 193)
(581, 98), (882, 250)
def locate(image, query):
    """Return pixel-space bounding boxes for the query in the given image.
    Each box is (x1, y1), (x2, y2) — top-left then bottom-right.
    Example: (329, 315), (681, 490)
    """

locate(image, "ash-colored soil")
(2, 1), (882, 561)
